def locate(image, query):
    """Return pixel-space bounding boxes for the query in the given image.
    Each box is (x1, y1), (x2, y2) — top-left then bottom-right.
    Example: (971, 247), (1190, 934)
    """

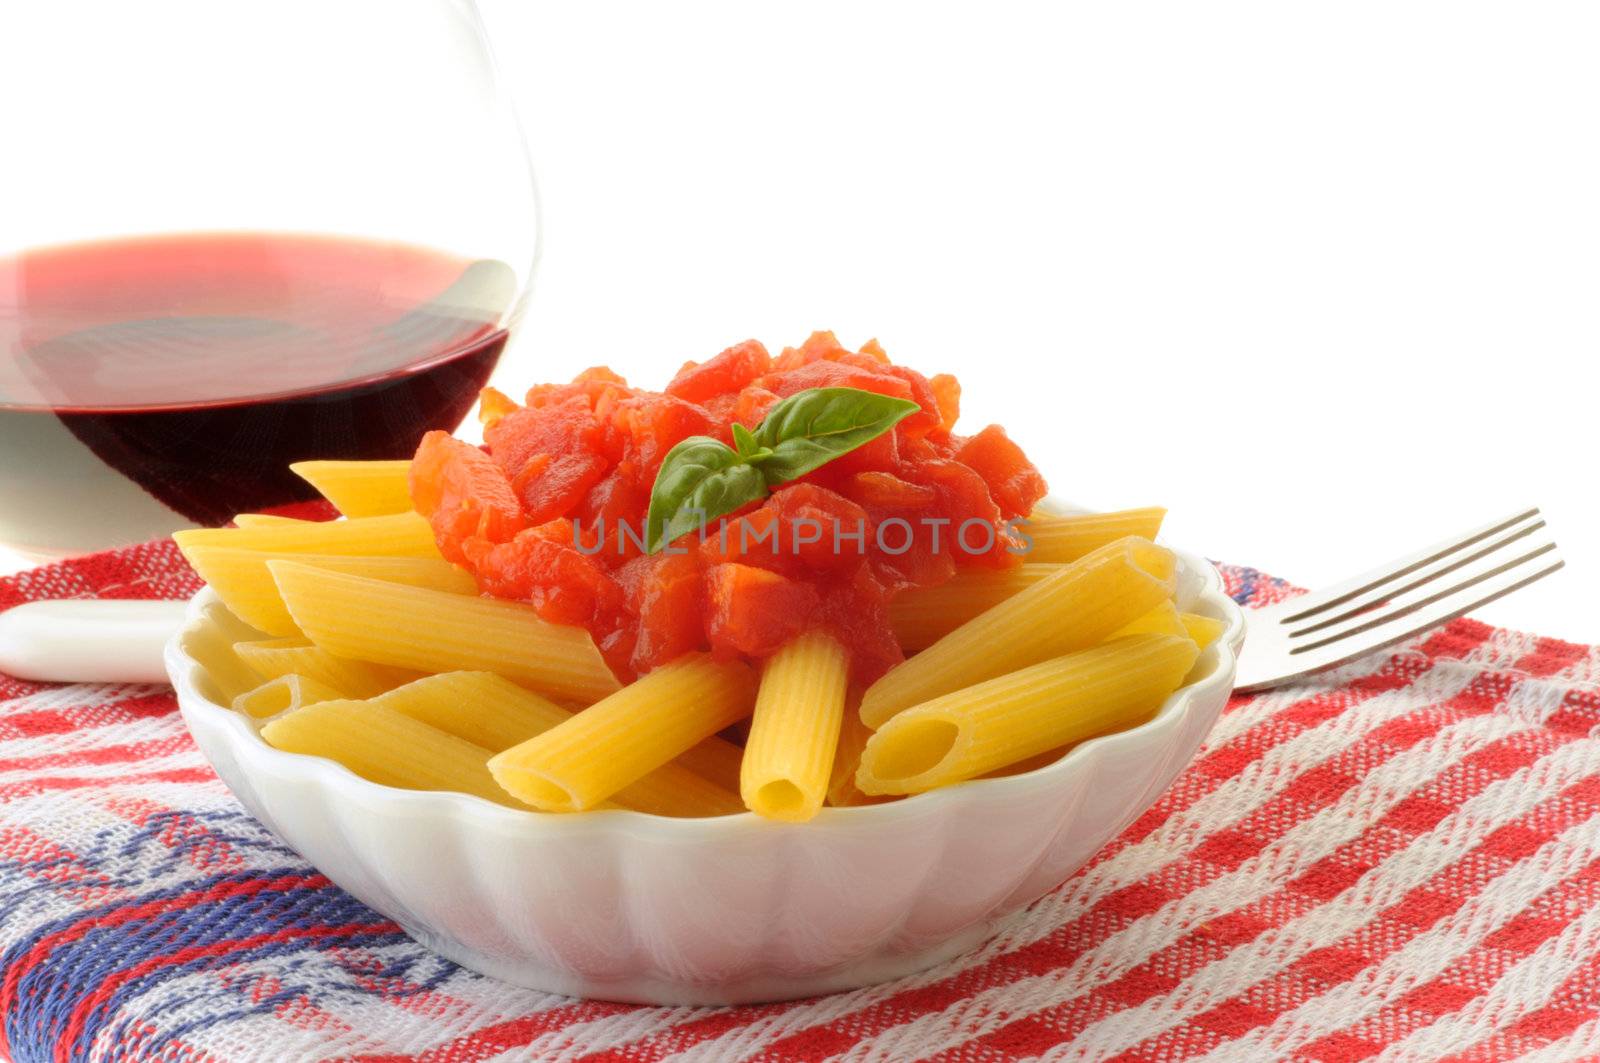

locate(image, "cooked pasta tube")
(269, 562), (621, 704)
(182, 622), (264, 706)
(182, 547), (476, 637)
(175, 511), (441, 559)
(741, 632), (850, 822)
(860, 537), (1177, 727)
(376, 671), (742, 816)
(857, 634), (1199, 795)
(234, 637), (419, 699)
(673, 733), (746, 792)
(231, 514), (309, 528)
(488, 654), (756, 812)
(1110, 600), (1187, 640)
(1021, 507), (1167, 564)
(290, 459), (415, 518)
(826, 695), (889, 807)
(1180, 612), (1227, 650)
(888, 564), (1060, 652)
(260, 700), (523, 808)
(231, 674), (344, 719)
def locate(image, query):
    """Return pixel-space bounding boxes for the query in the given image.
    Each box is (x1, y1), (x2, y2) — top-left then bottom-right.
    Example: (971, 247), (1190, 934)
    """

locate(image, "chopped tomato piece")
(665, 339), (772, 404)
(486, 397), (611, 524)
(704, 563), (818, 658)
(698, 508), (798, 575)
(465, 529), (626, 635)
(477, 386), (521, 429)
(858, 337), (890, 363)
(573, 468), (649, 562)
(732, 386), (780, 428)
(954, 424), (1048, 519)
(842, 470), (938, 510)
(617, 551), (705, 672)
(410, 431), (526, 563)
(816, 563), (902, 683)
(762, 483), (872, 572)
(929, 373), (961, 432)
(613, 395), (716, 479)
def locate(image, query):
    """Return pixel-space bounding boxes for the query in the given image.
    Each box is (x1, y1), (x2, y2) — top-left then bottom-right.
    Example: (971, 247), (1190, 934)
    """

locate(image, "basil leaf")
(643, 386), (925, 553)
(752, 387), (922, 483)
(730, 422), (773, 463)
(644, 436), (768, 553)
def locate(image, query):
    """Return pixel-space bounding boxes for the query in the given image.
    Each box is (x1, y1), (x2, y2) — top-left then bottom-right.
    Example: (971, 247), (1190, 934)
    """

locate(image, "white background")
(4, 1), (1597, 643)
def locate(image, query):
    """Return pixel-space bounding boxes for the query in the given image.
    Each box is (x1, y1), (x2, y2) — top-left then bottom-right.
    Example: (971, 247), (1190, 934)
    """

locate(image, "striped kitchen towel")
(3, 539), (1600, 1062)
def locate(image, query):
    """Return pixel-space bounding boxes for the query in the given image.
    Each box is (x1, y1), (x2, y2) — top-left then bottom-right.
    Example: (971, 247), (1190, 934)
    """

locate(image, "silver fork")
(1234, 508), (1564, 692)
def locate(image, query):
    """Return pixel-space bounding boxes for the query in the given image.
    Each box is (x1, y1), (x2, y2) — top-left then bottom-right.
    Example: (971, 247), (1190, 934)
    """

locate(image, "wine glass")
(0, 0), (538, 559)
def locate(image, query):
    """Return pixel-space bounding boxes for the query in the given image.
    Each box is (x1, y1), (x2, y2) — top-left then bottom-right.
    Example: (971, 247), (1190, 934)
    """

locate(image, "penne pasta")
(1110, 600), (1187, 640)
(489, 654), (757, 812)
(234, 637), (420, 699)
(889, 564), (1060, 652)
(1180, 612), (1227, 650)
(269, 562), (621, 704)
(1020, 507), (1167, 564)
(231, 513), (309, 528)
(175, 511), (442, 560)
(857, 633), (1200, 795)
(182, 547), (477, 637)
(231, 673), (344, 719)
(826, 694), (889, 807)
(290, 459), (416, 518)
(375, 671), (569, 749)
(980, 746), (1070, 779)
(860, 537), (1177, 728)
(182, 621), (265, 707)
(261, 700), (524, 808)
(672, 733), (746, 793)
(376, 672), (743, 816)
(741, 632), (850, 822)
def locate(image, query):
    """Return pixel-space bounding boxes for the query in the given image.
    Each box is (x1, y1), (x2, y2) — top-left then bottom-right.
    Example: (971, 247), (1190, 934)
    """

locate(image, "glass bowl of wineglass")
(0, 0), (537, 559)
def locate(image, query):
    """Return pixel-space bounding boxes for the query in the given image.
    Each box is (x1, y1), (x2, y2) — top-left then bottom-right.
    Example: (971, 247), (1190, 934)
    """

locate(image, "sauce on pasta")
(408, 332), (1049, 681)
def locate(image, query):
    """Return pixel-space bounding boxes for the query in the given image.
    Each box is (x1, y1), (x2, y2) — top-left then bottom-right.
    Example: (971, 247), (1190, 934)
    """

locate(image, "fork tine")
(1285, 545), (1564, 668)
(1288, 518), (1551, 636)
(1280, 507), (1543, 623)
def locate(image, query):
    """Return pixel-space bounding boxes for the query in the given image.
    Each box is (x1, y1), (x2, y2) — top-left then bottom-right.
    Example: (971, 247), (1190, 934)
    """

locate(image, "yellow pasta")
(1110, 600), (1187, 640)
(1180, 612), (1227, 650)
(826, 695), (888, 808)
(889, 564), (1060, 652)
(375, 671), (742, 816)
(269, 562), (621, 704)
(857, 633), (1200, 795)
(231, 674), (344, 719)
(231, 514), (309, 528)
(376, 671), (569, 749)
(673, 733), (747, 792)
(261, 700), (523, 808)
(741, 632), (850, 822)
(181, 547), (477, 637)
(489, 654), (757, 812)
(234, 637), (420, 699)
(181, 620), (264, 707)
(174, 512), (441, 560)
(1021, 507), (1167, 564)
(980, 746), (1069, 779)
(860, 537), (1177, 728)
(290, 459), (415, 518)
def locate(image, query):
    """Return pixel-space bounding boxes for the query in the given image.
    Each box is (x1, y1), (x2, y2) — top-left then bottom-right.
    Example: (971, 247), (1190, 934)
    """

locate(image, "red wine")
(0, 233), (516, 556)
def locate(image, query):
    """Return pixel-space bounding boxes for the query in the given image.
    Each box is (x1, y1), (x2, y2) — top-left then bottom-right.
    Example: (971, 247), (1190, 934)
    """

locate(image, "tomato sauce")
(409, 332), (1048, 682)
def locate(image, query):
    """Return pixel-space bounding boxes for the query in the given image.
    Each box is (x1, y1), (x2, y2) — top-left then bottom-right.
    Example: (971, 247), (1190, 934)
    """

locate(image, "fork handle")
(0, 599), (189, 684)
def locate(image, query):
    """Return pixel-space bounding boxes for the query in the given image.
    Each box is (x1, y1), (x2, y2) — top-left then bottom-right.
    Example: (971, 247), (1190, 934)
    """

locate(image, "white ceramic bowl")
(167, 546), (1244, 1005)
